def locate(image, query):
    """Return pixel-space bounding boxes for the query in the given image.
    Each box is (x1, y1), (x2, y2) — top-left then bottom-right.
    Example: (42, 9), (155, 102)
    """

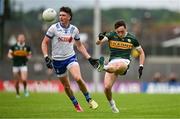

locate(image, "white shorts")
(13, 66), (28, 73)
(107, 58), (130, 75)
(108, 58), (130, 66)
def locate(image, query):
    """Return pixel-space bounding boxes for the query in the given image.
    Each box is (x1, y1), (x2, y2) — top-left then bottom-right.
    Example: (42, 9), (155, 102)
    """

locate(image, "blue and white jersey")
(46, 22), (80, 60)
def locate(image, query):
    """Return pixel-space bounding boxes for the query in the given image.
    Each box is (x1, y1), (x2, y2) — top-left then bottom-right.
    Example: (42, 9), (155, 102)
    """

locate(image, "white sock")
(104, 65), (108, 70)
(109, 99), (115, 107)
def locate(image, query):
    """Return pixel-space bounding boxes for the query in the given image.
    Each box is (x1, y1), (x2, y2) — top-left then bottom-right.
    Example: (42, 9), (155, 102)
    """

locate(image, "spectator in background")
(152, 72), (162, 83)
(7, 33), (32, 98)
(46, 69), (53, 81)
(168, 72), (177, 84)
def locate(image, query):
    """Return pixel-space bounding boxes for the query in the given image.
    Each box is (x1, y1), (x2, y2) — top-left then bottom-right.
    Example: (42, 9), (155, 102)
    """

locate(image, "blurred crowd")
(152, 72), (178, 83)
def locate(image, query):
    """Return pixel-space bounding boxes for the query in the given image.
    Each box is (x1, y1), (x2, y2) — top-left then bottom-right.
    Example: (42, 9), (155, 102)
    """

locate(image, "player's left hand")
(88, 57), (99, 68)
(44, 56), (53, 69)
(98, 32), (106, 40)
(138, 65), (143, 79)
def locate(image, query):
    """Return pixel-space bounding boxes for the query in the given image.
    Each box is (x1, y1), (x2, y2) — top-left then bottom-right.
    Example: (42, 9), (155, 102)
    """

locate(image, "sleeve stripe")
(135, 46), (141, 49)
(104, 36), (108, 41)
(45, 34), (53, 39)
(74, 38), (80, 41)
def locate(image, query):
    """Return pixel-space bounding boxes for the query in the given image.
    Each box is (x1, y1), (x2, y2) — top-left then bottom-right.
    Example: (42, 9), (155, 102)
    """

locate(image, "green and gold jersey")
(105, 31), (140, 61)
(9, 43), (31, 66)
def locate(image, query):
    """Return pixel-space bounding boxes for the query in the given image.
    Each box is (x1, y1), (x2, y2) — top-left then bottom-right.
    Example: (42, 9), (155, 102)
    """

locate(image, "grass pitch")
(0, 92), (179, 119)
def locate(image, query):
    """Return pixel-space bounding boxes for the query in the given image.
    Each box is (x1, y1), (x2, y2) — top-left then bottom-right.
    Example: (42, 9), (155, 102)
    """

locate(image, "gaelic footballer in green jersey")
(96, 20), (145, 113)
(8, 34), (32, 98)
(96, 20), (145, 76)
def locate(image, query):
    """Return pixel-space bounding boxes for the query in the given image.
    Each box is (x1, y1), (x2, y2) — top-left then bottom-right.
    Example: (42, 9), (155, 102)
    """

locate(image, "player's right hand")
(44, 56), (53, 69)
(98, 32), (106, 40)
(88, 57), (99, 69)
(138, 65), (143, 79)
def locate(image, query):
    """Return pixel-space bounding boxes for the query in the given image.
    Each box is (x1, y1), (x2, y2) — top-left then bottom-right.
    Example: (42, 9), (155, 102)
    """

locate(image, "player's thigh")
(109, 60), (127, 69)
(68, 62), (82, 80)
(108, 60), (128, 75)
(115, 62), (128, 74)
(20, 66), (28, 81)
(104, 72), (117, 89)
(12, 67), (21, 80)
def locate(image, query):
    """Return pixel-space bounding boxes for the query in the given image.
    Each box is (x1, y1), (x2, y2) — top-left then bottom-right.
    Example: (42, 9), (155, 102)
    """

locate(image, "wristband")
(44, 54), (48, 58)
(139, 64), (143, 67)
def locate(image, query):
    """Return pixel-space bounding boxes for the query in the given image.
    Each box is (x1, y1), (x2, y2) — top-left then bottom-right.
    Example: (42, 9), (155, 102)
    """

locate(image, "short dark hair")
(114, 20), (126, 29)
(59, 6), (73, 20)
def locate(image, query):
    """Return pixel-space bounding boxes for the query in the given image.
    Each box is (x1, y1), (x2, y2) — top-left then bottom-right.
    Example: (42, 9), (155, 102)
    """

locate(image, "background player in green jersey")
(96, 20), (145, 113)
(7, 34), (32, 98)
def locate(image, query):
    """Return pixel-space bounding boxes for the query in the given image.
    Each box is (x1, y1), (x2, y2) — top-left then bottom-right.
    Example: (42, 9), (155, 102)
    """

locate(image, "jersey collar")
(59, 22), (70, 29)
(17, 42), (25, 47)
(124, 32), (128, 37)
(115, 31), (128, 38)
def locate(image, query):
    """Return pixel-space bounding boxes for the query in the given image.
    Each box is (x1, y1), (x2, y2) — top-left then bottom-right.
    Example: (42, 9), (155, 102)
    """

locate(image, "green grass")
(0, 92), (180, 119)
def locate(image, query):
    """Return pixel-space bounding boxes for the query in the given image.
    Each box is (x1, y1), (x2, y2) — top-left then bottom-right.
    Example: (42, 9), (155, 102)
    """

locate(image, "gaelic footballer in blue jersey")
(41, 6), (98, 112)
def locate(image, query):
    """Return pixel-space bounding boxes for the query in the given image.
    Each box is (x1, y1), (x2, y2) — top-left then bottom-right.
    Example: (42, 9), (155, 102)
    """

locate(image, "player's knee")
(21, 79), (26, 82)
(74, 75), (82, 81)
(15, 81), (19, 86)
(104, 85), (111, 91)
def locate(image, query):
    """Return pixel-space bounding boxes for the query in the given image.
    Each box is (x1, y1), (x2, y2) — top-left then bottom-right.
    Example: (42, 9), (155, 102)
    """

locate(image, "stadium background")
(0, 0), (180, 93)
(0, 0), (180, 118)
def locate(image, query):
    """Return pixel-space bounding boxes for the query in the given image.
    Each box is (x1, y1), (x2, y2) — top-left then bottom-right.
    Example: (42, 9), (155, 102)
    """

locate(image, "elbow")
(96, 40), (101, 45)
(8, 54), (13, 59)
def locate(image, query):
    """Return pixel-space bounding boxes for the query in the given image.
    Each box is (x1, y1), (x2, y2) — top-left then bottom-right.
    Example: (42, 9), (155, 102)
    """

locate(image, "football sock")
(23, 81), (27, 92)
(104, 65), (108, 70)
(83, 92), (91, 102)
(70, 96), (78, 106)
(109, 99), (115, 107)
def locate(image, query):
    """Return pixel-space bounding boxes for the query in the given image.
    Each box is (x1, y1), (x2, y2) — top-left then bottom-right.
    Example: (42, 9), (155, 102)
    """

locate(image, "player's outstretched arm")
(75, 40), (99, 68)
(75, 40), (91, 59)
